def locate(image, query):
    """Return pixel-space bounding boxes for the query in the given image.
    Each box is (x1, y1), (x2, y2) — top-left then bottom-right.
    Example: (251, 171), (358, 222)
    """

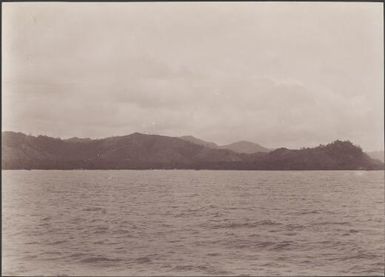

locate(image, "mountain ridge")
(2, 131), (383, 170)
(180, 135), (270, 153)
(219, 140), (270, 153)
(179, 135), (218, 149)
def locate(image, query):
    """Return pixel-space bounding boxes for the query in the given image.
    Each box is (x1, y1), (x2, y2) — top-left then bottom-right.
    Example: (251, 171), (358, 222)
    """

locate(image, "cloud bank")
(2, 2), (383, 151)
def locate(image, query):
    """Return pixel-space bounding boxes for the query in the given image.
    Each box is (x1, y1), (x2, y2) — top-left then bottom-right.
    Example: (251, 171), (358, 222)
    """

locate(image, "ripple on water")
(2, 170), (384, 276)
(80, 256), (123, 265)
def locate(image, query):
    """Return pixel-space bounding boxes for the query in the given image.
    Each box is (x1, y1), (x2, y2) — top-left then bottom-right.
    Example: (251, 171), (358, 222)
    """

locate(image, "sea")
(2, 170), (384, 276)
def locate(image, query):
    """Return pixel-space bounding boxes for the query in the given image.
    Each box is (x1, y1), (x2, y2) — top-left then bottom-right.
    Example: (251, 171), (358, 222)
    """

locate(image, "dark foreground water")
(2, 170), (384, 276)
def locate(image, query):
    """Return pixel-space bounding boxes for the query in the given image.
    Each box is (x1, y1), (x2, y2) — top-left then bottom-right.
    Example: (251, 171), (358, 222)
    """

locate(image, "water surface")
(2, 170), (384, 276)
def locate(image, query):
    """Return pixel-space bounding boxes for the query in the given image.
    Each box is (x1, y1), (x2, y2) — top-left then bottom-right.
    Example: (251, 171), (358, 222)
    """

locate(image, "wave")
(80, 256), (123, 264)
(135, 256), (152, 264)
(312, 221), (351, 226)
(83, 207), (106, 212)
(210, 219), (283, 229)
(172, 264), (231, 275)
(46, 240), (67, 245)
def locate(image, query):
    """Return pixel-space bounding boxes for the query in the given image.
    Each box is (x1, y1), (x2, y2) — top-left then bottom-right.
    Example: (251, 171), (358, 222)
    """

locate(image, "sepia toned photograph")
(2, 2), (384, 276)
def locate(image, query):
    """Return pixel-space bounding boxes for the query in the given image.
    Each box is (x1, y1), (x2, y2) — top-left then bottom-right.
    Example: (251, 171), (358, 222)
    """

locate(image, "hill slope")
(180, 136), (270, 153)
(220, 141), (270, 153)
(367, 151), (384, 162)
(2, 132), (383, 170)
(1, 132), (242, 169)
(179, 136), (218, 148)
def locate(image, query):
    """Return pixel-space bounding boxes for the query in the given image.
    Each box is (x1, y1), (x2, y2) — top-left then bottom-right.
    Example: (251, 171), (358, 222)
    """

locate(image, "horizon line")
(2, 130), (383, 153)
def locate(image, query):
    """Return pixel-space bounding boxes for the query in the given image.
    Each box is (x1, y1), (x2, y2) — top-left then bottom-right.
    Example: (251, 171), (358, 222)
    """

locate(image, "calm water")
(2, 170), (384, 276)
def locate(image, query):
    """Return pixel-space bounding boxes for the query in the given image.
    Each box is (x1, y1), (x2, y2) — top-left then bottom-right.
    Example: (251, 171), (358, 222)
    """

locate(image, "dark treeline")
(2, 131), (383, 170)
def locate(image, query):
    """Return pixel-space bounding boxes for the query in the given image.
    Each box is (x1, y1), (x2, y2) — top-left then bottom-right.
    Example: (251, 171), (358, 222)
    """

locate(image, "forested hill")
(2, 131), (383, 170)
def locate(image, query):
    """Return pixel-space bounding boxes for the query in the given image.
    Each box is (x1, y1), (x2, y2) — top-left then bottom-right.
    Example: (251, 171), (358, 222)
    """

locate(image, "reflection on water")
(2, 170), (384, 276)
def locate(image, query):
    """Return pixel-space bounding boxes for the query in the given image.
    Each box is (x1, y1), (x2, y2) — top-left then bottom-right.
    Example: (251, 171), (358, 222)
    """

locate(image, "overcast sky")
(2, 2), (383, 151)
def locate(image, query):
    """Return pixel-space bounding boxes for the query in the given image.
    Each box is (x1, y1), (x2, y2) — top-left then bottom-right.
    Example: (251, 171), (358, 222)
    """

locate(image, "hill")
(180, 136), (270, 153)
(2, 132), (383, 170)
(1, 132), (241, 169)
(220, 141), (270, 153)
(367, 151), (384, 162)
(249, 141), (383, 170)
(179, 135), (218, 148)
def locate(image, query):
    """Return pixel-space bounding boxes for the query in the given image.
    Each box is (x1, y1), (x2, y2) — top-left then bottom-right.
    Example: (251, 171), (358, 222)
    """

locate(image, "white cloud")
(2, 2), (383, 151)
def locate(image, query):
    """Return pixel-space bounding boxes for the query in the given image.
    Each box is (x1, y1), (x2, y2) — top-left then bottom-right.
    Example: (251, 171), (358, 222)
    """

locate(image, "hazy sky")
(2, 2), (384, 151)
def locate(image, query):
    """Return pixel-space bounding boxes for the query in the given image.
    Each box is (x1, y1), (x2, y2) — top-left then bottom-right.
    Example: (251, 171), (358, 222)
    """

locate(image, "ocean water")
(2, 170), (384, 276)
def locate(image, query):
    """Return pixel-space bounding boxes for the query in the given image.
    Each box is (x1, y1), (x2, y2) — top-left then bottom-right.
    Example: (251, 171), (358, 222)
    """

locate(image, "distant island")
(2, 131), (384, 170)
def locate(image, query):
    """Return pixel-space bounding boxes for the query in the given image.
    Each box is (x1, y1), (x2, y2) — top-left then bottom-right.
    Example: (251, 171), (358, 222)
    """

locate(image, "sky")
(2, 2), (384, 151)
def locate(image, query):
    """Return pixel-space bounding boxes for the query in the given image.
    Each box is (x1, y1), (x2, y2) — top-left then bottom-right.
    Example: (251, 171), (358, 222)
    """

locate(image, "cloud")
(2, 2), (383, 151)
